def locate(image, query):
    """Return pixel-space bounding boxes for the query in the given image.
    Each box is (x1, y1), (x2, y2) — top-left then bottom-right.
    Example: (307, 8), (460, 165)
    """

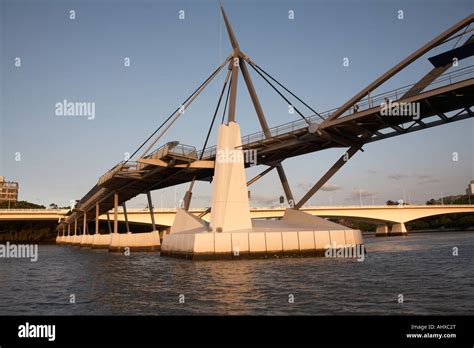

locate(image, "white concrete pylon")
(210, 122), (252, 232)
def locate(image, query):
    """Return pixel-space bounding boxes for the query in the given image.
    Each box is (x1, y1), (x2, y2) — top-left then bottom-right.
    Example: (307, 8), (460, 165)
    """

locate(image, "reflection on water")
(0, 232), (473, 315)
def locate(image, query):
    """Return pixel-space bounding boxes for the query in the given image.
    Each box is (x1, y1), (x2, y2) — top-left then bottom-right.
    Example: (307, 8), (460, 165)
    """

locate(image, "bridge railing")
(348, 64), (474, 113)
(0, 209), (68, 212)
(198, 65), (474, 159)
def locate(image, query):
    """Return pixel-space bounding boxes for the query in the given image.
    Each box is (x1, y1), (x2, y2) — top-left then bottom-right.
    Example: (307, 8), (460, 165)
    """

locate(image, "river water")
(0, 231), (472, 315)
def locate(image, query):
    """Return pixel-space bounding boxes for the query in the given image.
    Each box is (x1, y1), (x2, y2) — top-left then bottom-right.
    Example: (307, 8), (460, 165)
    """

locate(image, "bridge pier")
(108, 192), (161, 252)
(56, 225), (66, 245)
(80, 212), (93, 247)
(71, 218), (80, 245)
(162, 122), (364, 260)
(390, 222), (408, 236)
(375, 224), (389, 237)
(91, 203), (110, 249)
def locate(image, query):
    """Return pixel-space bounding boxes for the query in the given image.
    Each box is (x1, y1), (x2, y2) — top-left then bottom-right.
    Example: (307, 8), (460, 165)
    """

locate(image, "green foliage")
(0, 200), (46, 209)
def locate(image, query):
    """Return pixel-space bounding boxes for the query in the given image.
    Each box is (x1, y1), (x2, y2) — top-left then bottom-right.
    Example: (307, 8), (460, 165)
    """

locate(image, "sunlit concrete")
(391, 222), (408, 236)
(79, 234), (93, 247)
(91, 233), (111, 249)
(70, 235), (81, 246)
(375, 224), (389, 237)
(162, 123), (363, 260)
(162, 208), (364, 260)
(108, 231), (161, 252)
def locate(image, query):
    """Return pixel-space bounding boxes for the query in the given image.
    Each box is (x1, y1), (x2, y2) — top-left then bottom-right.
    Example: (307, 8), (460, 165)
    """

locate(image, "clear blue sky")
(1, 0), (473, 208)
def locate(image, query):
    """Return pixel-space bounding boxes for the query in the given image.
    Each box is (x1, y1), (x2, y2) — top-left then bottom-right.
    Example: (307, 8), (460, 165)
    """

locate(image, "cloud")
(320, 183), (342, 192)
(387, 173), (440, 184)
(346, 189), (377, 201)
(250, 194), (278, 205)
(297, 182), (342, 192)
(387, 173), (408, 180)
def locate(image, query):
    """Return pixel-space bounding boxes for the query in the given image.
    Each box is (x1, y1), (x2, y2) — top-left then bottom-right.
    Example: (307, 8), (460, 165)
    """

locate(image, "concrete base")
(79, 234), (94, 247)
(108, 231), (161, 252)
(91, 234), (112, 249)
(375, 224), (389, 237)
(162, 209), (364, 260)
(390, 223), (408, 236)
(56, 235), (66, 244)
(70, 235), (81, 246)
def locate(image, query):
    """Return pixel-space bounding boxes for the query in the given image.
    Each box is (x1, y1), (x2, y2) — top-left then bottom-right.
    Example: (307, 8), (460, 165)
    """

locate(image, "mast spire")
(220, 4), (240, 54)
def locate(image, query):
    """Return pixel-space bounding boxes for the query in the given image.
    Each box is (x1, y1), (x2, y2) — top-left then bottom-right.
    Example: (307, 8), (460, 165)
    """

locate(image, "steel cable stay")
(246, 59), (325, 122)
(183, 68), (233, 209)
(245, 61), (310, 126)
(200, 69), (232, 159)
(139, 55), (232, 158)
(220, 74), (232, 125)
(122, 55), (232, 166)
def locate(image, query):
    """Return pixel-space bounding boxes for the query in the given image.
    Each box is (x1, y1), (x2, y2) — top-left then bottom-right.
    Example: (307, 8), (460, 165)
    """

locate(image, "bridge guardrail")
(198, 65), (474, 160)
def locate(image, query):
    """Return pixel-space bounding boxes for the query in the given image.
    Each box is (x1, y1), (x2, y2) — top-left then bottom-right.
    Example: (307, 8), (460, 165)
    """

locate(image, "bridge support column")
(71, 218), (79, 245)
(91, 203), (112, 249)
(106, 211), (112, 233)
(375, 224), (389, 237)
(113, 192), (118, 234)
(109, 194), (161, 252)
(95, 203), (99, 234)
(390, 222), (408, 236)
(83, 213), (87, 235)
(80, 212), (93, 247)
(122, 202), (130, 233)
(146, 191), (156, 231)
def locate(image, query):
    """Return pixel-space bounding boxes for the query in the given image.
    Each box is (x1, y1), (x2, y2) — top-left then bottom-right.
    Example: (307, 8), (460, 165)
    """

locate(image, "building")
(0, 176), (19, 203)
(468, 180), (474, 196)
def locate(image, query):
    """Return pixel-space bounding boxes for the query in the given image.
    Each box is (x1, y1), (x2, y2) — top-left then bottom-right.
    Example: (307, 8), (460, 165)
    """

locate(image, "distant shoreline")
(363, 228), (474, 236)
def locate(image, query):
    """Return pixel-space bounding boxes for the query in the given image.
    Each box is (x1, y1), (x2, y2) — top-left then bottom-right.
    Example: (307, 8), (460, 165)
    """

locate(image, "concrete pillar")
(74, 219), (77, 236)
(375, 224), (389, 237)
(95, 203), (99, 234)
(210, 122), (252, 232)
(390, 222), (408, 236)
(83, 213), (87, 235)
(113, 192), (119, 234)
(68, 223), (71, 236)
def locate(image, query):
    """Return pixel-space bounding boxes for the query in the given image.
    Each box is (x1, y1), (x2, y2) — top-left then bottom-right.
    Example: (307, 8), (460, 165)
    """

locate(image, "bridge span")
(95, 205), (474, 236)
(3, 205), (474, 237)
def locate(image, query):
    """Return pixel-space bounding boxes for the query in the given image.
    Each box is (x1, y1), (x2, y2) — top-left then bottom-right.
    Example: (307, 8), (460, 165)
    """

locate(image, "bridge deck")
(65, 68), (474, 225)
